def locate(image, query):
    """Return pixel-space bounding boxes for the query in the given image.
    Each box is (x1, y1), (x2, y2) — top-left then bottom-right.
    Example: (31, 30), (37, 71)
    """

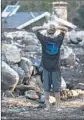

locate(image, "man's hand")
(55, 26), (68, 35)
(56, 26), (67, 32)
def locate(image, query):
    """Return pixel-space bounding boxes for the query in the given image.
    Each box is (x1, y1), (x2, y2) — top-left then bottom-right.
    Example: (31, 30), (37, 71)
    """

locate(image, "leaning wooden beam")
(52, 15), (77, 29)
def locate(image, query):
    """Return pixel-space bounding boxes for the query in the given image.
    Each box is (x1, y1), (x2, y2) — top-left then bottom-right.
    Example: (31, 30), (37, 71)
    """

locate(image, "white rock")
(2, 44), (21, 63)
(76, 31), (84, 40)
(79, 40), (84, 47)
(11, 64), (25, 84)
(68, 30), (78, 44)
(1, 61), (19, 90)
(19, 57), (33, 78)
(4, 31), (38, 43)
(61, 46), (73, 59)
(49, 96), (56, 104)
(67, 30), (84, 44)
(61, 46), (76, 66)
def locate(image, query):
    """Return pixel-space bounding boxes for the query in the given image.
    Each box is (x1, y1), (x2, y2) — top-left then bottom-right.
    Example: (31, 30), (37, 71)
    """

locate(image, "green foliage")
(42, 1), (51, 12)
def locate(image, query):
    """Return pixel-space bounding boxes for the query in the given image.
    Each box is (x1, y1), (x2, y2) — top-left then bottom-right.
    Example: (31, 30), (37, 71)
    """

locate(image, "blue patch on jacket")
(46, 42), (58, 55)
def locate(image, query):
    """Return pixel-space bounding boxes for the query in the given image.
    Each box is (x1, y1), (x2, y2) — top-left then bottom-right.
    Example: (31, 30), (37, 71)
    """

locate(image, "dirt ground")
(1, 46), (84, 120)
(1, 96), (84, 120)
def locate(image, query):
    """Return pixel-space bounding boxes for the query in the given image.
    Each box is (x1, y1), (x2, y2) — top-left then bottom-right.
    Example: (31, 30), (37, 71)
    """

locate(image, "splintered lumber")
(61, 89), (84, 99)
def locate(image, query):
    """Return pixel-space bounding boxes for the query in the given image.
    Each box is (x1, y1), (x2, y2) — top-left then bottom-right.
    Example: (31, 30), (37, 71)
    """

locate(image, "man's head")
(47, 24), (56, 35)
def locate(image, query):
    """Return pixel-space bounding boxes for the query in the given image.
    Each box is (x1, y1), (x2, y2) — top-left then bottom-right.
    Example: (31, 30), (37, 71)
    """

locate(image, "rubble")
(1, 29), (84, 117)
(2, 30), (77, 66)
(1, 30), (83, 92)
(25, 90), (39, 100)
(4, 31), (38, 44)
(16, 84), (38, 91)
(2, 97), (34, 107)
(1, 4), (84, 119)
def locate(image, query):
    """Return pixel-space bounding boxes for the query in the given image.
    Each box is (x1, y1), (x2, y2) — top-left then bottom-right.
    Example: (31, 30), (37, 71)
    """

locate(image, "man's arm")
(32, 26), (47, 43)
(32, 26), (47, 32)
(55, 26), (68, 46)
(56, 26), (68, 34)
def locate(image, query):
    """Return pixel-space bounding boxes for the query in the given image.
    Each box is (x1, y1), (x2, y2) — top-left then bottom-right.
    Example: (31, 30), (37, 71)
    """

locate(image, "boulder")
(79, 40), (84, 47)
(76, 31), (84, 42)
(61, 46), (76, 66)
(1, 61), (19, 91)
(23, 45), (39, 52)
(67, 30), (84, 44)
(19, 57), (33, 78)
(4, 31), (25, 40)
(1, 52), (7, 62)
(21, 35), (38, 45)
(4, 31), (38, 43)
(2, 44), (22, 63)
(10, 64), (25, 84)
(2, 90), (14, 98)
(68, 30), (78, 44)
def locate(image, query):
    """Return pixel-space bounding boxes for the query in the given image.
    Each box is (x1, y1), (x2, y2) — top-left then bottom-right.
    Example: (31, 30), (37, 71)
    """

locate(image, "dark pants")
(43, 69), (61, 92)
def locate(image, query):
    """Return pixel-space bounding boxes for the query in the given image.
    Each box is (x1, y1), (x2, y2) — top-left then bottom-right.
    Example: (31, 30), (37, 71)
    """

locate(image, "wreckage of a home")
(2, 2), (77, 31)
(2, 11), (50, 30)
(2, 5), (50, 31)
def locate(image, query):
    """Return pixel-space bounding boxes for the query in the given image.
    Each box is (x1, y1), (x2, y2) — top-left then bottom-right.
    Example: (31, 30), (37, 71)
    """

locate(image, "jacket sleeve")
(36, 31), (46, 44)
(57, 32), (65, 46)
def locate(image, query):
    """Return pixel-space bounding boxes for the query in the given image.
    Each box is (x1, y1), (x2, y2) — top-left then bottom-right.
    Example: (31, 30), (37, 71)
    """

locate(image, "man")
(32, 24), (67, 111)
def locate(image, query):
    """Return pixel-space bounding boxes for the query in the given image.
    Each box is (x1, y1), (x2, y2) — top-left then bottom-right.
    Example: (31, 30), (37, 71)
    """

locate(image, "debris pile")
(1, 30), (84, 104)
